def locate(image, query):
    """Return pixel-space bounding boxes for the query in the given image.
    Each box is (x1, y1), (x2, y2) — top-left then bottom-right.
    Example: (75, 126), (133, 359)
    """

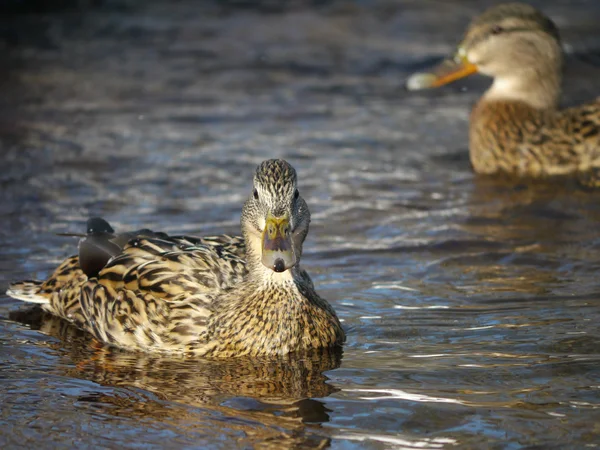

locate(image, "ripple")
(2, 0), (600, 448)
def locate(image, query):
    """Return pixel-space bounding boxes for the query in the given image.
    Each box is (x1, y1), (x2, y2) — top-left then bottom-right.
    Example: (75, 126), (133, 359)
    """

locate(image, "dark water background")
(1, 0), (600, 448)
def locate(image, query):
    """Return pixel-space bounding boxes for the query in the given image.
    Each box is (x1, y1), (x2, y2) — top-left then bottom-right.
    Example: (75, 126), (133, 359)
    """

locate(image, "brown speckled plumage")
(470, 100), (600, 178)
(407, 3), (600, 184)
(7, 159), (345, 356)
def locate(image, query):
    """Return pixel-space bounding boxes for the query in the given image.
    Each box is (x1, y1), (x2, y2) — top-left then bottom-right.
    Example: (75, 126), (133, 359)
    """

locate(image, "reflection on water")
(10, 308), (341, 405)
(7, 307), (340, 448)
(1, 0), (600, 448)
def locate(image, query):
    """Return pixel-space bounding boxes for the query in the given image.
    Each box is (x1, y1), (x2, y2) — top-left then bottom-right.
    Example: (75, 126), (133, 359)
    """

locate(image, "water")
(1, 0), (600, 448)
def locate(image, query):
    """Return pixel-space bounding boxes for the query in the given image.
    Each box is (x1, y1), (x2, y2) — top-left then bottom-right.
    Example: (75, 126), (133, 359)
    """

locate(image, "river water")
(1, 0), (600, 448)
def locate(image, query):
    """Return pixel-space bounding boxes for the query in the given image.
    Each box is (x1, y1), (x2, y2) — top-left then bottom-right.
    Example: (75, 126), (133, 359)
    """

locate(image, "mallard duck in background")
(7, 159), (345, 357)
(407, 3), (600, 184)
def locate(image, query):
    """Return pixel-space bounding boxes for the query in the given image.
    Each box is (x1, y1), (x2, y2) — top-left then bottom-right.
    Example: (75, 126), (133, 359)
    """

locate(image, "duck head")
(241, 159), (310, 275)
(407, 3), (563, 109)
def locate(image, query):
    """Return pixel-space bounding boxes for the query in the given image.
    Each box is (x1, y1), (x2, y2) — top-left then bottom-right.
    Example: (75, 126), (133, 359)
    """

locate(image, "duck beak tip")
(406, 51), (478, 91)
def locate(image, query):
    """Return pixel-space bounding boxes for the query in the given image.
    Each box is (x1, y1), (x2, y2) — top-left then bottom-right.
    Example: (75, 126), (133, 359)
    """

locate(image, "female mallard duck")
(406, 3), (600, 183)
(7, 159), (345, 357)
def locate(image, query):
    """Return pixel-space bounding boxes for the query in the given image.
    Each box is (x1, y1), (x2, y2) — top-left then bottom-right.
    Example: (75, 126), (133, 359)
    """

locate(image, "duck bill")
(261, 215), (297, 273)
(406, 51), (478, 91)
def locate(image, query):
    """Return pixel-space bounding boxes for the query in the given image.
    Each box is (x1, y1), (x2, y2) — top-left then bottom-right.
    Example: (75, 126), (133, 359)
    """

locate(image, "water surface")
(1, 0), (600, 448)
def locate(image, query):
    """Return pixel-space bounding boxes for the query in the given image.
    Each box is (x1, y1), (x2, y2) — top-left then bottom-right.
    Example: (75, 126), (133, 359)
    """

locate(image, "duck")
(406, 3), (600, 184)
(7, 159), (345, 357)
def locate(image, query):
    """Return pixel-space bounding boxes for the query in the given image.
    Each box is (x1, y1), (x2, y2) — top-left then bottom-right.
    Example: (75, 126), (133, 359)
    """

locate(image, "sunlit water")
(1, 0), (600, 448)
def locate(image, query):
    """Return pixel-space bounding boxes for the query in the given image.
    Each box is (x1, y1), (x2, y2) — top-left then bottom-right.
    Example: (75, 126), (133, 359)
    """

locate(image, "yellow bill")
(261, 214), (297, 273)
(406, 50), (478, 91)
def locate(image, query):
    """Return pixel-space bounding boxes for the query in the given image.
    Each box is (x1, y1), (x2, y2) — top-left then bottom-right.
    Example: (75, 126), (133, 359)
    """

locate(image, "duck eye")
(491, 25), (504, 35)
(253, 189), (259, 200)
(294, 189), (299, 200)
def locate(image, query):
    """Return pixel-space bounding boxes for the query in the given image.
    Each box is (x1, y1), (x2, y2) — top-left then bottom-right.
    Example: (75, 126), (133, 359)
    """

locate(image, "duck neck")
(482, 65), (562, 111)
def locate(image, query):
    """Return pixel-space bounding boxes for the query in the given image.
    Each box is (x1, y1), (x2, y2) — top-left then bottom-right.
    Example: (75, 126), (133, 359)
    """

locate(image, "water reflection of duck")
(7, 159), (345, 357)
(10, 307), (341, 447)
(407, 3), (600, 184)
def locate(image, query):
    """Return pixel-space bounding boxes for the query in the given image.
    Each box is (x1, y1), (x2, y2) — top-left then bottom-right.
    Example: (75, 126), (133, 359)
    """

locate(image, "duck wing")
(76, 236), (247, 353)
(7, 219), (248, 352)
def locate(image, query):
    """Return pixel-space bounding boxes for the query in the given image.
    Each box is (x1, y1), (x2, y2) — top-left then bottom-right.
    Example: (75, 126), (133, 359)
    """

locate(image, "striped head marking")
(253, 159), (298, 207)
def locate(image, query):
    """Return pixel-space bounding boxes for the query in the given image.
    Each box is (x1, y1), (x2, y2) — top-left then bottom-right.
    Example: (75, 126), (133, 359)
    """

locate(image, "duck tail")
(6, 280), (49, 304)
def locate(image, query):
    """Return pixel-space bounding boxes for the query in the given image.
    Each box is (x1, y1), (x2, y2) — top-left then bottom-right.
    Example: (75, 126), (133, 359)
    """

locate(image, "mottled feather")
(470, 99), (600, 180)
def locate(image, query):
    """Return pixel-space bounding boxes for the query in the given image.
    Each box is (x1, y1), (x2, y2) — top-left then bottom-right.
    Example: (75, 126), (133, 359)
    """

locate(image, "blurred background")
(1, 1), (600, 448)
